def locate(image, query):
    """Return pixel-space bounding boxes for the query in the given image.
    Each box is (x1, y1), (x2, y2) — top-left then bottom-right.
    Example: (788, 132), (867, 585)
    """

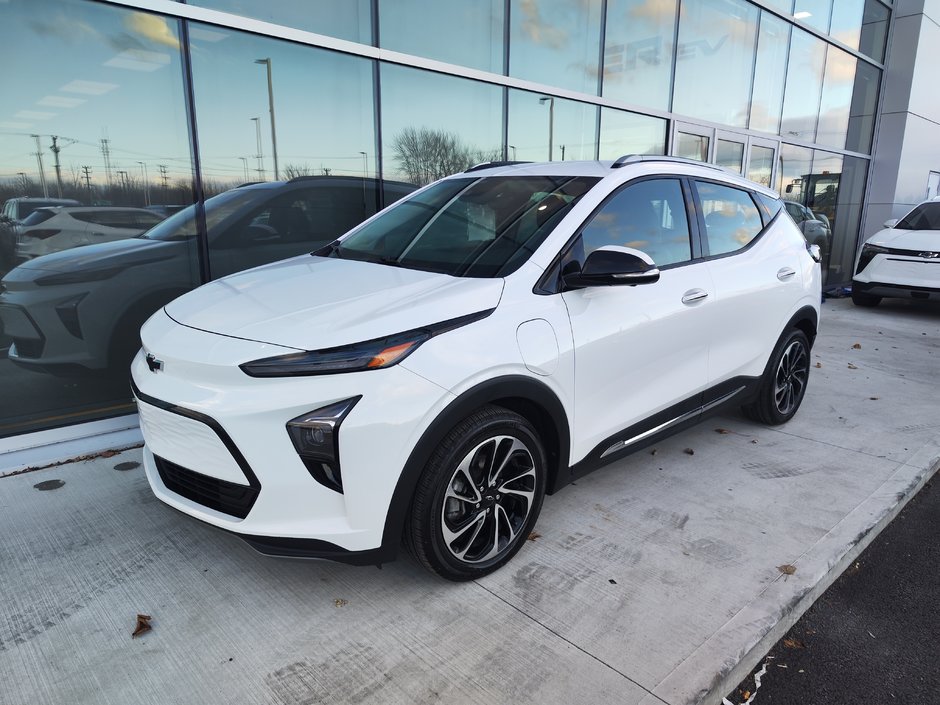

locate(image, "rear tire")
(405, 405), (546, 581)
(742, 329), (811, 426)
(851, 289), (881, 307)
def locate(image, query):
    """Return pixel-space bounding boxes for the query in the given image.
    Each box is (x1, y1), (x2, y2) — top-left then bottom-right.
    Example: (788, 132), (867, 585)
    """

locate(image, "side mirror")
(563, 246), (660, 290)
(883, 218), (898, 229)
(807, 244), (822, 263)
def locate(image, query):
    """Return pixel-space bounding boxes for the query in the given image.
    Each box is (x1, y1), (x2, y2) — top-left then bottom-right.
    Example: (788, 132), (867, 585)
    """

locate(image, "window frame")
(689, 177), (777, 260)
(535, 174), (705, 295)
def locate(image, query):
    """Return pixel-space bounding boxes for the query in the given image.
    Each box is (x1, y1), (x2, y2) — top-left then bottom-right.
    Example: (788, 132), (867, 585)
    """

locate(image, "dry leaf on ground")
(852, 343), (862, 349)
(847, 363), (858, 369)
(814, 362), (822, 368)
(777, 564), (797, 576)
(683, 448), (695, 455)
(131, 614), (152, 638)
(527, 531), (541, 541)
(334, 599), (348, 608)
(783, 637), (806, 649)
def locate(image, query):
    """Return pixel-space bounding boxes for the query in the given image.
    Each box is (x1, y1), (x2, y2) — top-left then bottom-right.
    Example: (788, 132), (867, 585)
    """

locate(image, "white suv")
(132, 157), (822, 580)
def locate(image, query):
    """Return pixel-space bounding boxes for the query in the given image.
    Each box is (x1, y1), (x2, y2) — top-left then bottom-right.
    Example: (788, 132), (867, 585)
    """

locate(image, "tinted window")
(757, 193), (784, 220)
(897, 203), (940, 231)
(696, 182), (764, 255)
(580, 179), (692, 266)
(333, 176), (599, 277)
(20, 209), (57, 226)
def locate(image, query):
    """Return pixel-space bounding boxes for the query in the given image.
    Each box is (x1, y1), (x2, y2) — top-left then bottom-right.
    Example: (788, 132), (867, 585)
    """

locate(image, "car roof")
(448, 157), (779, 198)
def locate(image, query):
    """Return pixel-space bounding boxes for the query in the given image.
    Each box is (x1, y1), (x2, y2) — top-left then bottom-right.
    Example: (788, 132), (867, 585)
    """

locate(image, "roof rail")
(464, 160), (531, 173)
(611, 154), (726, 171)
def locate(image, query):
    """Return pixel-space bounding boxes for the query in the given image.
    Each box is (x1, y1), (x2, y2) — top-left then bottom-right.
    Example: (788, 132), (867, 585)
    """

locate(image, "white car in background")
(852, 198), (940, 306)
(132, 157), (822, 580)
(16, 206), (165, 260)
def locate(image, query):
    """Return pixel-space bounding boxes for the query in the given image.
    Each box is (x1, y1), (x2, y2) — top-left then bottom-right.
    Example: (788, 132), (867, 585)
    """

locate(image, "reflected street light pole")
(251, 117), (265, 180)
(255, 58), (279, 180)
(137, 161), (150, 206)
(359, 151), (368, 178)
(538, 97), (555, 161)
(238, 157), (249, 181)
(508, 145), (517, 160)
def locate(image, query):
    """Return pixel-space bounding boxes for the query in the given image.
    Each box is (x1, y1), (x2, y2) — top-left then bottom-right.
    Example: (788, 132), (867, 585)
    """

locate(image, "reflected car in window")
(0, 177), (414, 376)
(1, 198), (82, 274)
(852, 198), (940, 306)
(16, 206), (166, 261)
(130, 157), (821, 580)
(783, 201), (831, 256)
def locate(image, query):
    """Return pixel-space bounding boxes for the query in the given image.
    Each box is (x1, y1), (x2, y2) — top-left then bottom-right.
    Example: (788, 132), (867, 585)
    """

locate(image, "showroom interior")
(0, 0), (930, 463)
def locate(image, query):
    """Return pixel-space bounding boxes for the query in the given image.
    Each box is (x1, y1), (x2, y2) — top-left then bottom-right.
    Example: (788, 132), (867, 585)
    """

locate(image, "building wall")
(866, 0), (940, 236)
(0, 0), (894, 457)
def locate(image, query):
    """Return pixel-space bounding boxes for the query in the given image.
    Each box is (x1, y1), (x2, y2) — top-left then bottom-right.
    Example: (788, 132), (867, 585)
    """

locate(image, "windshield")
(141, 187), (266, 241)
(329, 175), (599, 277)
(897, 202), (940, 231)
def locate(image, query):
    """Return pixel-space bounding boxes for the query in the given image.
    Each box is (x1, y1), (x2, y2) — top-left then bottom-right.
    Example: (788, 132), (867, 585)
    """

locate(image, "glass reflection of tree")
(392, 127), (500, 186)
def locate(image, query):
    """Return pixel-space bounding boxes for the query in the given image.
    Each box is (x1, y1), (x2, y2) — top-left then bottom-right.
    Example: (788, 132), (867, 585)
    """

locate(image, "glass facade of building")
(0, 0), (891, 443)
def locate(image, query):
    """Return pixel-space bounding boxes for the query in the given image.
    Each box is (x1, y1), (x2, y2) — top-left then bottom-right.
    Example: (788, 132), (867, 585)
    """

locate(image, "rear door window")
(695, 181), (764, 256)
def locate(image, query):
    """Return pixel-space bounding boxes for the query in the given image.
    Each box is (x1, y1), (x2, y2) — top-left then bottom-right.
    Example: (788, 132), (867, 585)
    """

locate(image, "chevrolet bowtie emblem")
(146, 353), (164, 373)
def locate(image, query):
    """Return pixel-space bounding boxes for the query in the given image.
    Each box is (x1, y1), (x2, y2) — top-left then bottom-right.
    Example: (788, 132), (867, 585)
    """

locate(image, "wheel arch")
(379, 375), (571, 560)
(787, 305), (818, 348)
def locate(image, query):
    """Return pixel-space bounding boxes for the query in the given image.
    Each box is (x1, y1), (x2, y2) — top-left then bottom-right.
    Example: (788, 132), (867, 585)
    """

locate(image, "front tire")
(742, 329), (811, 426)
(406, 405), (547, 581)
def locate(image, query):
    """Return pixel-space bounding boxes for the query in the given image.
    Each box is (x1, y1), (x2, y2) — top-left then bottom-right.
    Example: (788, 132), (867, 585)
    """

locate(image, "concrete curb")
(642, 434), (940, 705)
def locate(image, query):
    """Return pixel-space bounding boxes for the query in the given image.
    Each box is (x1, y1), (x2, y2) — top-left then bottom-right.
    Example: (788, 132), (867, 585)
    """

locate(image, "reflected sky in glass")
(380, 0), (504, 73)
(0, 0), (192, 185)
(749, 12), (790, 135)
(189, 25), (376, 185)
(598, 108), (666, 159)
(509, 0), (603, 95)
(793, 0), (833, 34)
(508, 90), (597, 162)
(671, 0), (758, 128)
(828, 0), (864, 50)
(815, 47), (856, 150)
(602, 0), (677, 111)
(190, 0), (372, 44)
(780, 29), (827, 142)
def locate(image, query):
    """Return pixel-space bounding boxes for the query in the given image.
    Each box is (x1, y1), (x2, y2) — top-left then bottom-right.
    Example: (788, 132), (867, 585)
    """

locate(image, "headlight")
(239, 309), (493, 378)
(855, 243), (888, 275)
(287, 397), (360, 493)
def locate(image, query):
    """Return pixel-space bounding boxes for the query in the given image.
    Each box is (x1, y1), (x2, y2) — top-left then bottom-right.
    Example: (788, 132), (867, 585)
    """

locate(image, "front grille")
(154, 455), (259, 519)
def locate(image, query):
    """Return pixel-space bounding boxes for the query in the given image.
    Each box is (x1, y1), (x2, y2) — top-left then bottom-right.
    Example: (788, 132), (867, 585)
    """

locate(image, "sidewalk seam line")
(472, 580), (672, 705)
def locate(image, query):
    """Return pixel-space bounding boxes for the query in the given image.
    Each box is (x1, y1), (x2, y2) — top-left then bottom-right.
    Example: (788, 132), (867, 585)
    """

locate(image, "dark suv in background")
(0, 177), (416, 376)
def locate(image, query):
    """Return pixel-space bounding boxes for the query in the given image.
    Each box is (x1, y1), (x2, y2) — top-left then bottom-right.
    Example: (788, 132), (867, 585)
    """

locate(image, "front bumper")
(132, 310), (454, 561)
(852, 280), (940, 301)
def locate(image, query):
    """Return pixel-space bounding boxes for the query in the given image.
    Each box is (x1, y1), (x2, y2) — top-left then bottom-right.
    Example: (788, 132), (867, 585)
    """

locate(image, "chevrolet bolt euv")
(132, 157), (822, 580)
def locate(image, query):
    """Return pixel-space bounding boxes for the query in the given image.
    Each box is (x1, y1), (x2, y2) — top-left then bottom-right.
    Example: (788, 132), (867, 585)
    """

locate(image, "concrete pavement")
(1, 297), (938, 705)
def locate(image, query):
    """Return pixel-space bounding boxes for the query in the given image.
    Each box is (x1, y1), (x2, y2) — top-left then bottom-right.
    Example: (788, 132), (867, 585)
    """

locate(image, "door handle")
(777, 267), (797, 281)
(681, 288), (709, 305)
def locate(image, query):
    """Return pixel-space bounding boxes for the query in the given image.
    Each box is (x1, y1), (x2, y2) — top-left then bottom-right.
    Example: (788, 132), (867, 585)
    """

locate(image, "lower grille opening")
(154, 455), (258, 519)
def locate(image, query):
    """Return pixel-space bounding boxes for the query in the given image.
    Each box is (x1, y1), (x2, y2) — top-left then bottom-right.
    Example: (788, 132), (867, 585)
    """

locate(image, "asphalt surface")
(725, 476), (940, 704)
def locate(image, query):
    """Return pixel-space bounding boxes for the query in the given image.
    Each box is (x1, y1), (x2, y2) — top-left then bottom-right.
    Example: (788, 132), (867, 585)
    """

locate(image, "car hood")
(164, 255), (504, 351)
(869, 228), (940, 250)
(5, 237), (177, 278)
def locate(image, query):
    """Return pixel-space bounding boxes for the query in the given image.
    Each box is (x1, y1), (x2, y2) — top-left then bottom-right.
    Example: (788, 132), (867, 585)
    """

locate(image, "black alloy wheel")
(406, 405), (546, 581)
(743, 328), (811, 425)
